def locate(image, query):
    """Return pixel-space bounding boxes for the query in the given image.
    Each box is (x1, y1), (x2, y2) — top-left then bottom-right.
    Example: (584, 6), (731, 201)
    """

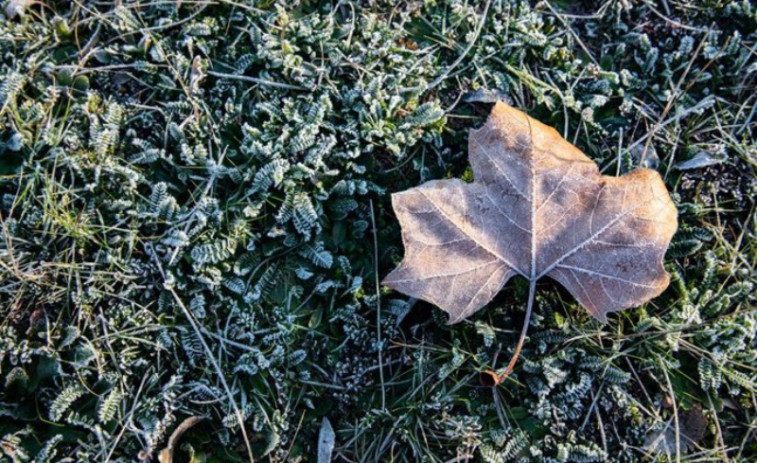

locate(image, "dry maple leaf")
(383, 101), (677, 383)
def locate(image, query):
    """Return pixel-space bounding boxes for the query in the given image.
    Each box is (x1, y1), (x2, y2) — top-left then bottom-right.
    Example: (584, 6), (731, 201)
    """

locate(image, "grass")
(0, 1), (756, 462)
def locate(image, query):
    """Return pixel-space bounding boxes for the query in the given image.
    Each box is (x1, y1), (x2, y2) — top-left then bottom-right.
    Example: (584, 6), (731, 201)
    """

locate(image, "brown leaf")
(643, 404), (707, 456)
(383, 101), (677, 325)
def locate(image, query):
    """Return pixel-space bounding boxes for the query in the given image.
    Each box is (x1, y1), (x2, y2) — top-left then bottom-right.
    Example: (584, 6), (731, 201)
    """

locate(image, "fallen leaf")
(383, 101), (677, 381)
(5, 0), (33, 19)
(675, 151), (725, 170)
(644, 404), (707, 456)
(463, 88), (512, 104)
(317, 417), (335, 463)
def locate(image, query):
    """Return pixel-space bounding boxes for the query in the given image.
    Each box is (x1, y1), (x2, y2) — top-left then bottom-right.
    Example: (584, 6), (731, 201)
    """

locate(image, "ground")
(0, 1), (756, 462)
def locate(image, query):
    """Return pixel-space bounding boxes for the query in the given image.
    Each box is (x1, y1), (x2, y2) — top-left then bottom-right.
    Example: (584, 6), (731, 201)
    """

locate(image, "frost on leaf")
(383, 101), (678, 324)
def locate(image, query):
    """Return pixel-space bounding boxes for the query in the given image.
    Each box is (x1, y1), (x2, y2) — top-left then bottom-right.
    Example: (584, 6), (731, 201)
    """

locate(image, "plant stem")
(501, 279), (537, 377)
(206, 70), (308, 91)
(483, 279), (536, 386)
(370, 199), (386, 411)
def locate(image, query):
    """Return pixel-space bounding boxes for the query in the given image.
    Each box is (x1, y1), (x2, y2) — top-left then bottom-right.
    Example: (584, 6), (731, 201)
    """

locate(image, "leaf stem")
(483, 279), (536, 386)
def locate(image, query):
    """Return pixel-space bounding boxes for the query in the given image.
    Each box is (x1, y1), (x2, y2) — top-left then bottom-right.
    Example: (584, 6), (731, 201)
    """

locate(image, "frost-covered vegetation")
(0, 1), (756, 462)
